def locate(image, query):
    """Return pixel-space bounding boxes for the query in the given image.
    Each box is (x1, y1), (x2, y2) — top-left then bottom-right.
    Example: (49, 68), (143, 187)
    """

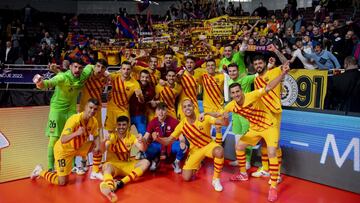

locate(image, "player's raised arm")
(265, 62), (290, 93)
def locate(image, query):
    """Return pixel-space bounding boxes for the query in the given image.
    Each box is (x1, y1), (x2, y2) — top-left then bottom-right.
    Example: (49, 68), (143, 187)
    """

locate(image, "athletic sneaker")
(229, 172), (248, 181)
(90, 171), (104, 180)
(72, 166), (86, 175)
(149, 160), (158, 171)
(172, 160), (182, 174)
(268, 187), (278, 202)
(268, 176), (282, 185)
(100, 182), (118, 202)
(251, 167), (270, 178)
(30, 164), (43, 180)
(212, 178), (223, 192)
(228, 160), (238, 166)
(115, 180), (125, 189)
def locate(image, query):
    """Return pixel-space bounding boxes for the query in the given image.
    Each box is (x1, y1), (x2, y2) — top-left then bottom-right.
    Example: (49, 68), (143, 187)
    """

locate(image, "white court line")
(290, 141), (309, 147)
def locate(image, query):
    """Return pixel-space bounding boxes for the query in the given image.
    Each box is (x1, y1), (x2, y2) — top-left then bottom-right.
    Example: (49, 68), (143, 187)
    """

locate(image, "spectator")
(290, 39), (318, 70)
(0, 41), (18, 64)
(253, 2), (268, 19)
(40, 32), (55, 46)
(326, 56), (360, 112)
(302, 42), (341, 69)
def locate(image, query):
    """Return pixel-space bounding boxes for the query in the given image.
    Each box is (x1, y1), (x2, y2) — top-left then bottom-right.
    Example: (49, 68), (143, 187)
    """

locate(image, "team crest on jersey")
(215, 78), (219, 83)
(199, 126), (204, 130)
(126, 87), (130, 91)
(265, 77), (269, 82)
(167, 126), (171, 131)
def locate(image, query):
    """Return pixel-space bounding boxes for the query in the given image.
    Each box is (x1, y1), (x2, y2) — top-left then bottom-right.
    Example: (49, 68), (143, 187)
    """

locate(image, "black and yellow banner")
(282, 69), (328, 109)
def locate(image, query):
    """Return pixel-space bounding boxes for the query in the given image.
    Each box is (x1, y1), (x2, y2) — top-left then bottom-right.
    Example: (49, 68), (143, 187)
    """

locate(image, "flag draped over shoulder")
(116, 15), (138, 40)
(137, 0), (150, 13)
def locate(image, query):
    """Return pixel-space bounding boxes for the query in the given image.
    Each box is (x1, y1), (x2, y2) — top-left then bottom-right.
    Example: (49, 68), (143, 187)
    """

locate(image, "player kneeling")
(30, 98), (103, 185)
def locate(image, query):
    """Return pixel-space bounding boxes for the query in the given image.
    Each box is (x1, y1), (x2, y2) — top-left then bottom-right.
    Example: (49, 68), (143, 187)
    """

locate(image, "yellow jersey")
(254, 67), (282, 114)
(224, 89), (276, 132)
(155, 83), (182, 118)
(106, 131), (137, 161)
(200, 73), (224, 112)
(58, 112), (99, 151)
(108, 73), (141, 112)
(171, 115), (216, 151)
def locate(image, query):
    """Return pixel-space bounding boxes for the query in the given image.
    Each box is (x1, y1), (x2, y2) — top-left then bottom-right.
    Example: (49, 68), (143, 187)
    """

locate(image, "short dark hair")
(166, 69), (176, 75)
(88, 98), (100, 106)
(206, 58), (216, 64)
(70, 58), (86, 66)
(156, 102), (168, 110)
(185, 56), (196, 62)
(229, 82), (242, 92)
(227, 63), (238, 69)
(224, 43), (233, 49)
(96, 59), (108, 68)
(117, 116), (129, 123)
(121, 61), (132, 66)
(140, 69), (150, 75)
(252, 55), (266, 63)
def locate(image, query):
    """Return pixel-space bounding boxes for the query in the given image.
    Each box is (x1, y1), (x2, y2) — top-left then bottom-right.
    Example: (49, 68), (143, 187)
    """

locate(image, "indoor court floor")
(0, 160), (359, 203)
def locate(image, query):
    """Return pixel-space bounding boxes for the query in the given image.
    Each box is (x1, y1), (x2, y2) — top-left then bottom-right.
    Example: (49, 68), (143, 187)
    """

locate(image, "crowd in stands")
(0, 0), (359, 112)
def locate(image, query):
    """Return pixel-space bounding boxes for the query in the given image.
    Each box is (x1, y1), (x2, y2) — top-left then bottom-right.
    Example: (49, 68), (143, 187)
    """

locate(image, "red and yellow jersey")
(171, 115), (216, 151)
(155, 83), (182, 118)
(200, 73), (224, 112)
(224, 89), (276, 132)
(59, 112), (99, 151)
(178, 70), (204, 110)
(106, 131), (137, 161)
(254, 67), (282, 114)
(108, 73), (141, 112)
(79, 71), (108, 111)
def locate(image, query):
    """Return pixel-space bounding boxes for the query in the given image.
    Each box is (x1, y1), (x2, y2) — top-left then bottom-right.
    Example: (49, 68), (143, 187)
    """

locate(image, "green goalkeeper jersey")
(43, 65), (93, 112)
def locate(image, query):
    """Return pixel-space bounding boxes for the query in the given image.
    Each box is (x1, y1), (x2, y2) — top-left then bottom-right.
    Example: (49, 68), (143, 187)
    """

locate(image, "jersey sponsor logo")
(281, 74), (298, 106)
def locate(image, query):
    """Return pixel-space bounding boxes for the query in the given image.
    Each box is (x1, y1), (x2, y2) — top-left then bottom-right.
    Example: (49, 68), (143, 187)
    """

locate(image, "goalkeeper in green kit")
(33, 59), (94, 171)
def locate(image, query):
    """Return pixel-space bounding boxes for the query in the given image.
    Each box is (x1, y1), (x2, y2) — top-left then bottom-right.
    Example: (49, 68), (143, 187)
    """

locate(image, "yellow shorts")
(240, 126), (279, 148)
(53, 141), (93, 177)
(105, 158), (138, 177)
(104, 109), (129, 131)
(183, 142), (220, 170)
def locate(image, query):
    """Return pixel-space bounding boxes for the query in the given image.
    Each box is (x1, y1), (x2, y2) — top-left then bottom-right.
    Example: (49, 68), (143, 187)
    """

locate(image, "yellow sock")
(121, 167), (143, 184)
(261, 146), (269, 171)
(269, 157), (279, 188)
(92, 154), (102, 173)
(277, 148), (282, 175)
(215, 133), (222, 144)
(236, 150), (246, 173)
(213, 157), (224, 179)
(103, 173), (115, 190)
(40, 171), (59, 185)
